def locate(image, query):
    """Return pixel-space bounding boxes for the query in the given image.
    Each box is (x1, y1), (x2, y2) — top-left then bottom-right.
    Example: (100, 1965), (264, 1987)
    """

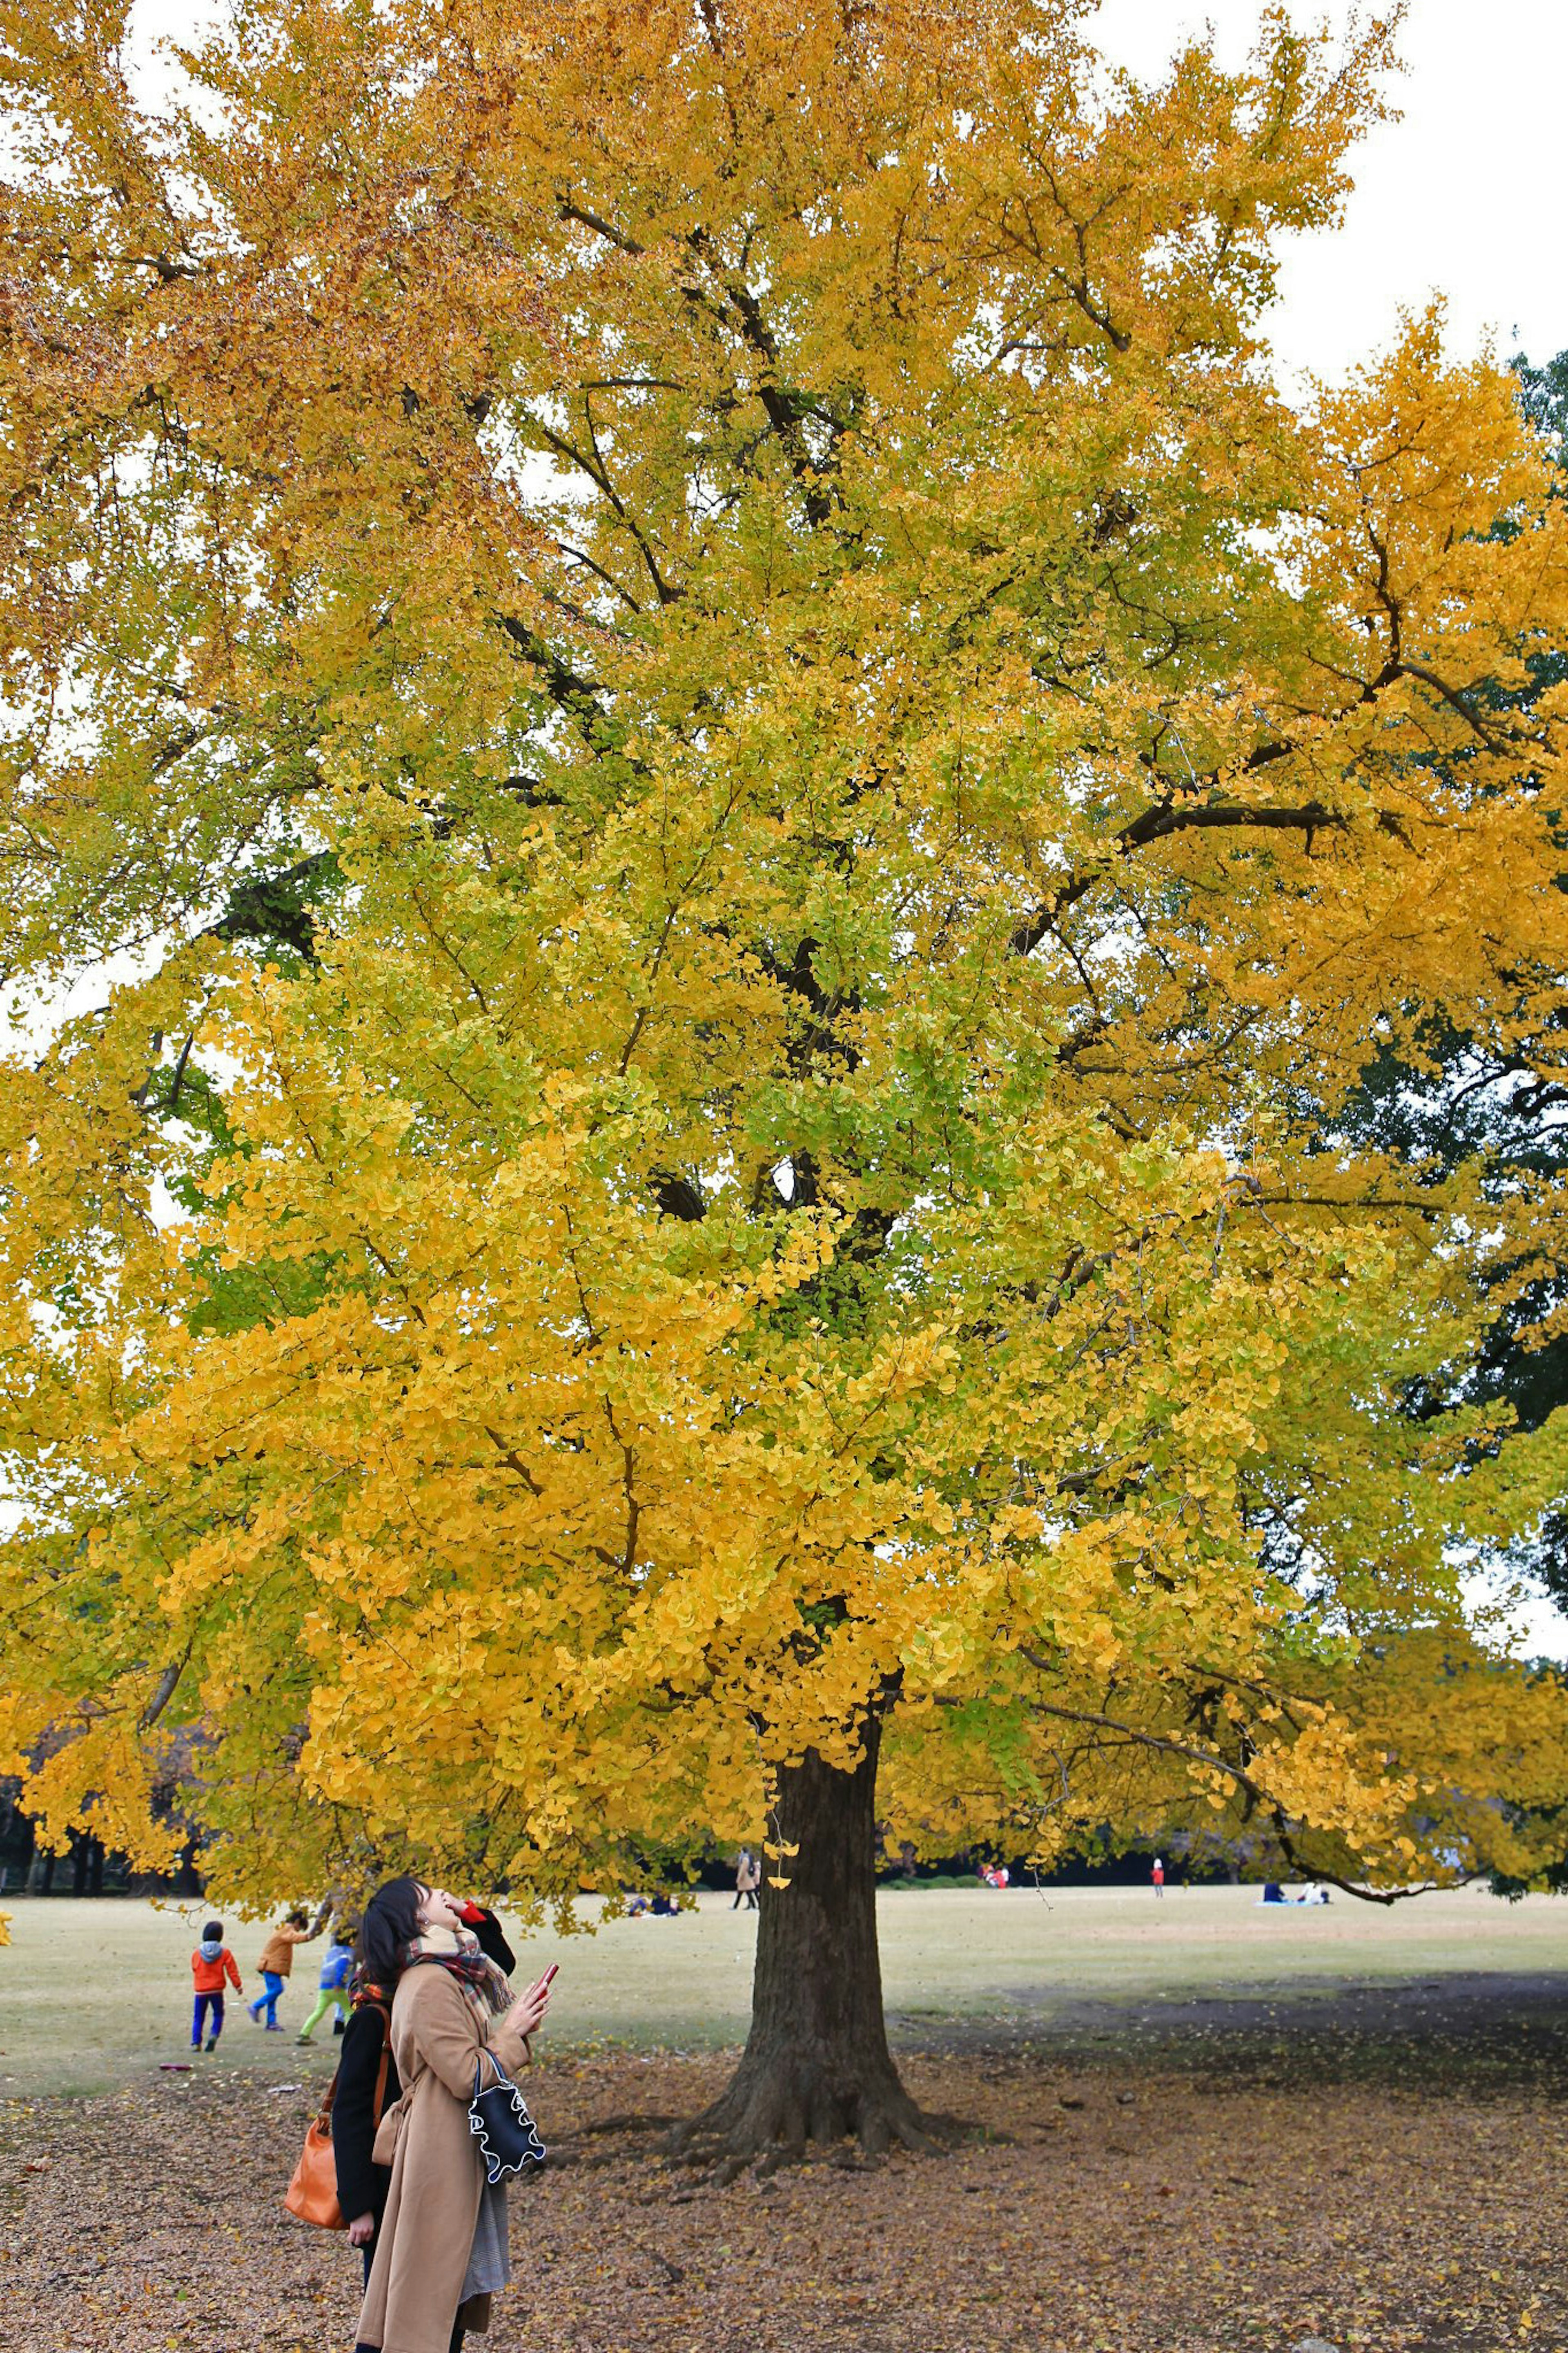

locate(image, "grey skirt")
(460, 2178), (511, 2301)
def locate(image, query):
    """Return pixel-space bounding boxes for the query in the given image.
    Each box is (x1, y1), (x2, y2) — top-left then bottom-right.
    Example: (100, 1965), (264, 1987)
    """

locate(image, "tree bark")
(677, 1717), (956, 2165)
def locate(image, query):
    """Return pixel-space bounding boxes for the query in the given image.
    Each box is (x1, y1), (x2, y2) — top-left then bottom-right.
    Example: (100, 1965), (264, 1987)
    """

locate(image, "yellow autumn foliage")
(1, 0), (1567, 1916)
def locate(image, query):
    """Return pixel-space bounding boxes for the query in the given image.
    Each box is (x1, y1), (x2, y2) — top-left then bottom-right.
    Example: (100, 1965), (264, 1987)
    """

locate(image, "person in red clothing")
(190, 1920), (243, 2051)
(1152, 1856), (1165, 1899)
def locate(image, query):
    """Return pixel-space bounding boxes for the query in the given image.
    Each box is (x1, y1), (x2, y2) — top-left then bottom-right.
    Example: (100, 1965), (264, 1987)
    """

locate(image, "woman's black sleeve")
(332, 2006), (392, 2222)
(472, 1907), (516, 1975)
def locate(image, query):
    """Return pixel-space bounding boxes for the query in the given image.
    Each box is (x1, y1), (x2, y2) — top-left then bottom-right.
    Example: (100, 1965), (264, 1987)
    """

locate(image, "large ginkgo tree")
(4, 0), (1568, 2156)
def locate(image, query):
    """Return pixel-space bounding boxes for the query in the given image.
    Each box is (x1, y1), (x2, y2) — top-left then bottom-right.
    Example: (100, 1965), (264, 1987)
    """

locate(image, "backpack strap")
(367, 1999), (392, 2129)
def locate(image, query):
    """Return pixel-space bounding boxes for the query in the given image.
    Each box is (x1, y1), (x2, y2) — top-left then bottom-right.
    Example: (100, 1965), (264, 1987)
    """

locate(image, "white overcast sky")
(95, 0), (1568, 1655)
(1096, 0), (1568, 382)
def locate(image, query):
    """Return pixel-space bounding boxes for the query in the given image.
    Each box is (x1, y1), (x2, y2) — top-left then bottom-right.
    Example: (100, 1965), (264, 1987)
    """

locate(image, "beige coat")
(355, 1965), (532, 2353)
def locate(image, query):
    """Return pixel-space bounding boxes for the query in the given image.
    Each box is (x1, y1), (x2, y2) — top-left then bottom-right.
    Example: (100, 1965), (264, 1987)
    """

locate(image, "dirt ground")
(1, 1972), (1563, 2353)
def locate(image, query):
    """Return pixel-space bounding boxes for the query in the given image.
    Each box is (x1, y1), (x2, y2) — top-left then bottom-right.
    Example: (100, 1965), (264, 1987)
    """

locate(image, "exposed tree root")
(548, 2109), (682, 2170)
(666, 2061), (966, 2181)
(561, 2110), (680, 2141)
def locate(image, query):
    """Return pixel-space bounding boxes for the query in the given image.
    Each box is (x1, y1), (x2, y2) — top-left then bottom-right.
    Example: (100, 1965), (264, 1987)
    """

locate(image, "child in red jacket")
(190, 1921), (243, 2052)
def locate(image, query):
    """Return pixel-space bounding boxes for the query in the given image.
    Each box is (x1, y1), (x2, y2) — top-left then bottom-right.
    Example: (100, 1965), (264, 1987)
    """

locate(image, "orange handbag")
(284, 2007), (390, 2230)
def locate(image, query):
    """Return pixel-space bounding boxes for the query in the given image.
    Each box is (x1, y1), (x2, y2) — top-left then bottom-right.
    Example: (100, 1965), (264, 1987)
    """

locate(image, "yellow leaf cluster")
(2, 0), (1567, 1910)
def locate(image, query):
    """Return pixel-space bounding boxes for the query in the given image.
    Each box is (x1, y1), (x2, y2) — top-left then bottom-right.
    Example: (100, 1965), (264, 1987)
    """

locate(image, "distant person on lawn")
(346, 1877), (550, 2353)
(1152, 1856), (1165, 1898)
(189, 1921), (243, 2052)
(249, 1907), (319, 2032)
(297, 1925), (357, 2044)
(732, 1850), (760, 1910)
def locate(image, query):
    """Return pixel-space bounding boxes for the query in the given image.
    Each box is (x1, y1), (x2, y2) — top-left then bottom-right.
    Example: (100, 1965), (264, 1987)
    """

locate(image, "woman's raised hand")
(506, 1974), (553, 2038)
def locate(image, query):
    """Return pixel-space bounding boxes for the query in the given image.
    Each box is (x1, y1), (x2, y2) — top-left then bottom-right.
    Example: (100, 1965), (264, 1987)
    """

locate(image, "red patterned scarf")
(402, 1924), (511, 2023)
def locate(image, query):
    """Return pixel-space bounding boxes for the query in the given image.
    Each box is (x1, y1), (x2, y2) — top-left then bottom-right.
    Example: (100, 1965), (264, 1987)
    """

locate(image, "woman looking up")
(349, 1878), (550, 2353)
(334, 1900), (517, 2288)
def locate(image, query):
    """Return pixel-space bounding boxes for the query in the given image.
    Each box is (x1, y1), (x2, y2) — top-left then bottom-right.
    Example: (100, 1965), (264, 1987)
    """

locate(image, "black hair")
(357, 1876), (424, 1985)
(285, 1907), (309, 1929)
(202, 1920), (223, 1942)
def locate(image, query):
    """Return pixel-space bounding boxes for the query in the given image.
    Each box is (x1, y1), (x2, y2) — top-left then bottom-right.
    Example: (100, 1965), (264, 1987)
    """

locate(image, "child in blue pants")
(252, 1968), (285, 2027)
(247, 1909), (316, 2030)
(190, 1923), (243, 2051)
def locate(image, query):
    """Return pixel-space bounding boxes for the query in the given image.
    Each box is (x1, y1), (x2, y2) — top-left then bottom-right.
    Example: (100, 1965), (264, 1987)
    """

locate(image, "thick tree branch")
(200, 851), (334, 962)
(492, 613), (617, 749)
(557, 198), (645, 256)
(138, 1642), (193, 1729)
(651, 1171), (707, 1222)
(1009, 792), (1344, 955)
(481, 1426), (542, 1497)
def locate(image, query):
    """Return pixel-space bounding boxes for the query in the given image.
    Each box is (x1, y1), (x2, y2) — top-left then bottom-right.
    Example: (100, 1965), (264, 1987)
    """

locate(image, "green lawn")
(2, 1880), (1562, 2097)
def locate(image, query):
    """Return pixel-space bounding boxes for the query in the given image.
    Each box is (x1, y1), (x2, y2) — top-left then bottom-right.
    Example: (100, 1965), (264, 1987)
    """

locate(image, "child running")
(189, 1921), (243, 2052)
(294, 1925), (355, 2044)
(247, 1907), (319, 2032)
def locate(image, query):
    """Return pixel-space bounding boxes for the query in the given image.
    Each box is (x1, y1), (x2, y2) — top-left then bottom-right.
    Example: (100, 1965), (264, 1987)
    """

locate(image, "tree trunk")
(677, 1717), (956, 2166)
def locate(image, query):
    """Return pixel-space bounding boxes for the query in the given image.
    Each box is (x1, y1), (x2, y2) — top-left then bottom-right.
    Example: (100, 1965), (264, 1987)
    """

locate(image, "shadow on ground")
(897, 1966), (1568, 2094)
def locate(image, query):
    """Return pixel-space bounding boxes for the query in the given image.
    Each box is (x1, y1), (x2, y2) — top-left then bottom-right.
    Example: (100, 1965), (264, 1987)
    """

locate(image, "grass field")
(2, 1879), (1563, 2097)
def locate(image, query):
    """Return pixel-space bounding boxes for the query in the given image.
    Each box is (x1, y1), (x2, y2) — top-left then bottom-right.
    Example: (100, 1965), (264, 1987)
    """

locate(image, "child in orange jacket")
(190, 1921), (243, 2052)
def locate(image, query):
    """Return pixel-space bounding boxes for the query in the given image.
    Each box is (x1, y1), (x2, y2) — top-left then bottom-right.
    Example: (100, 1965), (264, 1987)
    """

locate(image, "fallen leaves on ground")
(1, 1986), (1563, 2353)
